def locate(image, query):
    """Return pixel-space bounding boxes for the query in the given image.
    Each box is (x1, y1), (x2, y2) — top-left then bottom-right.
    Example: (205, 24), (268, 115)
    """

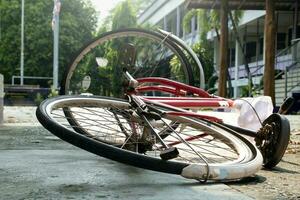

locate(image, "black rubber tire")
(36, 95), (262, 181)
(259, 113), (291, 169)
(37, 96), (186, 175)
(60, 28), (194, 95)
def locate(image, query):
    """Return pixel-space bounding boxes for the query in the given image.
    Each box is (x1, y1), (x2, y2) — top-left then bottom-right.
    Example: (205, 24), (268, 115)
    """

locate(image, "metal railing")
(11, 76), (53, 86)
(227, 38), (300, 100)
(249, 39), (300, 98)
(249, 38), (300, 79)
(280, 39), (300, 98)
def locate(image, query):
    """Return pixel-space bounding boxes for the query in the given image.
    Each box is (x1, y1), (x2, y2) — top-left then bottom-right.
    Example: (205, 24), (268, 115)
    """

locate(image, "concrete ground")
(0, 106), (300, 199)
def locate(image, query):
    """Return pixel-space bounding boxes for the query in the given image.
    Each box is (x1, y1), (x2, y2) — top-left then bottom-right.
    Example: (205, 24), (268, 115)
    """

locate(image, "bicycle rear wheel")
(36, 95), (263, 182)
(60, 28), (194, 97)
(255, 113), (290, 168)
(157, 29), (205, 88)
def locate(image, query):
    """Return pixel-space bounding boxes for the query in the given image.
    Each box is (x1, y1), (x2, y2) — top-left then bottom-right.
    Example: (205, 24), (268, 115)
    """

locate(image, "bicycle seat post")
(123, 68), (139, 89)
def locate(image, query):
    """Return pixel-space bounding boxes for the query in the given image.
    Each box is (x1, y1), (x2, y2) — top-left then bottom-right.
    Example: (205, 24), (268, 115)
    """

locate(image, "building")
(138, 0), (300, 106)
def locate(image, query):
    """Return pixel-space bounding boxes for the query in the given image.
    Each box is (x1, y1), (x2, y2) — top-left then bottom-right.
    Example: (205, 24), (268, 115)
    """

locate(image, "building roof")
(186, 0), (298, 11)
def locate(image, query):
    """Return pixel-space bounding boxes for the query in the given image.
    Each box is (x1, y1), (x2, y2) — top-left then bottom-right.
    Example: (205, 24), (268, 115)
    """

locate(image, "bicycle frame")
(132, 77), (233, 121)
(136, 77), (234, 109)
(121, 69), (292, 170)
(124, 71), (258, 138)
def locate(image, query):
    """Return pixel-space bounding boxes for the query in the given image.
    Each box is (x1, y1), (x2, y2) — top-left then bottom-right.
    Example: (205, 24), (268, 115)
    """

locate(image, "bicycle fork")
(129, 94), (179, 160)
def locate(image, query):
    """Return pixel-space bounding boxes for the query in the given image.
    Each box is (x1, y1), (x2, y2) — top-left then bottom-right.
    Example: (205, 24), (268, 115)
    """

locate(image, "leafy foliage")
(0, 0), (97, 85)
(111, 1), (137, 30)
(110, 1), (138, 97)
(183, 8), (243, 43)
(69, 0), (139, 97)
(170, 42), (214, 88)
(192, 43), (214, 86)
(182, 8), (243, 94)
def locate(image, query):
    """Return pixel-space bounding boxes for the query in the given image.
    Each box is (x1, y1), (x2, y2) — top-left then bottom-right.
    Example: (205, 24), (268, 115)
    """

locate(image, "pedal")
(160, 147), (179, 160)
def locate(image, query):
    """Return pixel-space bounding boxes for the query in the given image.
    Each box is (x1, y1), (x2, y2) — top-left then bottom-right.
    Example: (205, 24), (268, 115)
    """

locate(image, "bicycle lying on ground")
(37, 28), (290, 182)
(36, 68), (291, 182)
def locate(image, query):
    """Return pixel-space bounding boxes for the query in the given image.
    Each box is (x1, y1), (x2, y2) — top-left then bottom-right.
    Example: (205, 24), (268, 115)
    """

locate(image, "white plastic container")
(233, 96), (273, 131)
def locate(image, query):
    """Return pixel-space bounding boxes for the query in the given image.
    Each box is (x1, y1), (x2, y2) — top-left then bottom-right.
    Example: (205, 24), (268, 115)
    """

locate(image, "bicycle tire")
(256, 113), (290, 169)
(36, 95), (263, 182)
(60, 28), (194, 96)
(157, 29), (205, 88)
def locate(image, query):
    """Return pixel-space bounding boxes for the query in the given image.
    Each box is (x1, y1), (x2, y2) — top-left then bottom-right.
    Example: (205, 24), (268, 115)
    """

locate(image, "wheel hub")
(255, 121), (279, 164)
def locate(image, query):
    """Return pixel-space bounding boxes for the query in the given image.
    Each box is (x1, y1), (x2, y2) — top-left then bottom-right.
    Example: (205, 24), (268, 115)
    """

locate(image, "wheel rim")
(46, 96), (251, 166)
(62, 29), (193, 97)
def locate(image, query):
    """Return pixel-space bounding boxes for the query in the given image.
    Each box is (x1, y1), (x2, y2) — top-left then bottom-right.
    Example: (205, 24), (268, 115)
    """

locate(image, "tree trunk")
(264, 0), (276, 105)
(218, 0), (229, 97)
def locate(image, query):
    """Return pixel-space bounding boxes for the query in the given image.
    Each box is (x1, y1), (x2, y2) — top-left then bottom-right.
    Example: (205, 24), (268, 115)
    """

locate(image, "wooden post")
(264, 0), (276, 105)
(218, 0), (229, 97)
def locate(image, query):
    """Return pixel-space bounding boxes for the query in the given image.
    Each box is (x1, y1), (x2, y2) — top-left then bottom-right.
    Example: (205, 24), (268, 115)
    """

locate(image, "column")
(176, 7), (181, 36)
(163, 16), (167, 31)
(234, 40), (240, 98)
(214, 39), (219, 71)
(191, 16), (196, 43)
(218, 0), (229, 97)
(263, 0), (276, 104)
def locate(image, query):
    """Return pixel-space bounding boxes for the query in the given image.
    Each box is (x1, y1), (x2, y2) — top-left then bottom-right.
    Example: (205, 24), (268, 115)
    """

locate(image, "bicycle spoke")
(48, 97), (243, 169)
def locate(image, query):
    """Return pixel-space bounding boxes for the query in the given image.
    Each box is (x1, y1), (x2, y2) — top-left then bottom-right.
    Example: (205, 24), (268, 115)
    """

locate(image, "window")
(246, 41), (256, 60)
(259, 37), (264, 55)
(288, 26), (300, 46)
(228, 48), (235, 67)
(277, 33), (286, 50)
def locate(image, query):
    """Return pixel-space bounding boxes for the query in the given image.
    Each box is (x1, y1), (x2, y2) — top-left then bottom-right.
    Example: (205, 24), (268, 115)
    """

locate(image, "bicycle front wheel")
(36, 95), (262, 182)
(60, 28), (194, 97)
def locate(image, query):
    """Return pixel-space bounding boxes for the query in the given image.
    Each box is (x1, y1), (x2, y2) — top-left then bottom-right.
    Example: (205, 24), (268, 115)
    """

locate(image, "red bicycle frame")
(131, 77), (235, 123)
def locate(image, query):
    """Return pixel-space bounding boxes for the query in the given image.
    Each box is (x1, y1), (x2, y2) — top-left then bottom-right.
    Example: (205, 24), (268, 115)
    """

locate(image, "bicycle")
(37, 28), (290, 182)
(37, 67), (290, 183)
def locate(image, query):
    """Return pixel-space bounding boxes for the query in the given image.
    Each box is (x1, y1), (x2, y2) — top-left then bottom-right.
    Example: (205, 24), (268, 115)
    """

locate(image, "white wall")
(239, 10), (265, 26)
(138, 0), (185, 25)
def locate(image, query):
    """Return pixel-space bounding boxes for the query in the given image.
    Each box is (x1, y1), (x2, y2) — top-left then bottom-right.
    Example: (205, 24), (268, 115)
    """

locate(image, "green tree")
(130, 0), (155, 15)
(183, 9), (242, 44)
(0, 0), (97, 85)
(111, 0), (137, 30)
(74, 0), (139, 97)
(183, 9), (243, 95)
(170, 42), (213, 88)
(102, 0), (154, 29)
(110, 0), (137, 97)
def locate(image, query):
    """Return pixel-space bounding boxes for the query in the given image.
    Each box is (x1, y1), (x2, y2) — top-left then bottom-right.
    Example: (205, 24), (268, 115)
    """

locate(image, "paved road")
(0, 124), (252, 200)
(2, 106), (300, 199)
